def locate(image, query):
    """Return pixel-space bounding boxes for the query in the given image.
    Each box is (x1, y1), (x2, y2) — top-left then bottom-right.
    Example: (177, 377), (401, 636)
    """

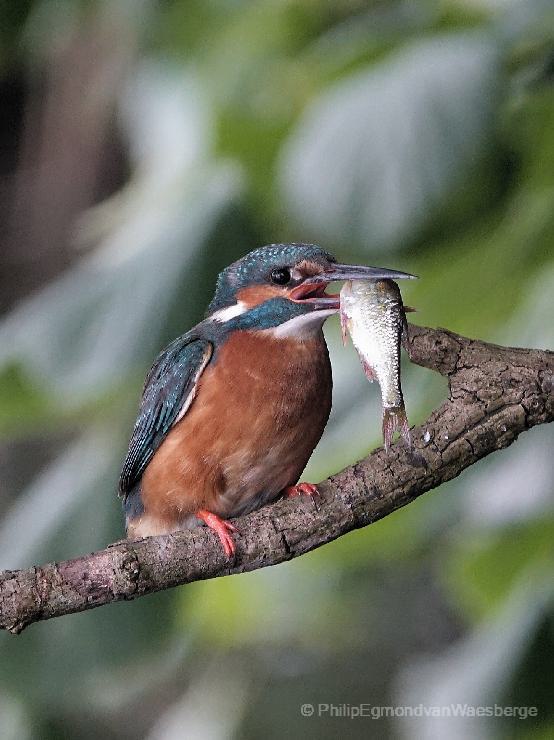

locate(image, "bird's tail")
(382, 406), (411, 452)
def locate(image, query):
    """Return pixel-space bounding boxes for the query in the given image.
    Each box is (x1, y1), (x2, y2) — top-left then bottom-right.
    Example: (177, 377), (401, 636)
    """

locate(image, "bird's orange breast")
(139, 329), (332, 526)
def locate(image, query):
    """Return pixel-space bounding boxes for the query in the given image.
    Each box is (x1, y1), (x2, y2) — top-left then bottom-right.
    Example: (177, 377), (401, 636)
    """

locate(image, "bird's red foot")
(283, 482), (319, 498)
(196, 509), (237, 558)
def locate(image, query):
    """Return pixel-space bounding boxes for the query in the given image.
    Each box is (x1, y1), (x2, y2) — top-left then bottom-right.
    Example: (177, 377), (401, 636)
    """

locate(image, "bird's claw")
(284, 482), (320, 511)
(196, 509), (237, 558)
(284, 482), (319, 498)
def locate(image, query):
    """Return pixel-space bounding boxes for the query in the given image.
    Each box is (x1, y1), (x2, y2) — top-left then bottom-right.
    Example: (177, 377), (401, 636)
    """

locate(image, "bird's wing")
(119, 334), (213, 498)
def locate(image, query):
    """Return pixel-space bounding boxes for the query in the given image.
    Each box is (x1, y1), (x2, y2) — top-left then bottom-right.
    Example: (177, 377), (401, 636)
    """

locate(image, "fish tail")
(382, 406), (411, 452)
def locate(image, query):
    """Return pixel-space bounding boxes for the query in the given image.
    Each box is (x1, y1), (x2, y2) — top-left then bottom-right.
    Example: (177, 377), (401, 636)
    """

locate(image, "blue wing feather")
(119, 333), (213, 498)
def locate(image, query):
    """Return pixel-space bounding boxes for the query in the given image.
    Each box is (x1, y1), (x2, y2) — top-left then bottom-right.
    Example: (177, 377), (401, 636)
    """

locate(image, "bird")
(119, 243), (414, 556)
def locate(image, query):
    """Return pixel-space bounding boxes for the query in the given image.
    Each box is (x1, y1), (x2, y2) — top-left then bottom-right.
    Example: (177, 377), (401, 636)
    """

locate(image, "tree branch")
(1, 326), (552, 634)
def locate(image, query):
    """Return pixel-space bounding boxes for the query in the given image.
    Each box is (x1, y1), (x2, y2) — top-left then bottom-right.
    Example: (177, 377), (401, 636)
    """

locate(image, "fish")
(340, 279), (412, 451)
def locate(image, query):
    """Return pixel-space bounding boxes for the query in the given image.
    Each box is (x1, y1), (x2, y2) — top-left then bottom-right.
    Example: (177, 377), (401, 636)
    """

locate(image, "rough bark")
(1, 325), (552, 634)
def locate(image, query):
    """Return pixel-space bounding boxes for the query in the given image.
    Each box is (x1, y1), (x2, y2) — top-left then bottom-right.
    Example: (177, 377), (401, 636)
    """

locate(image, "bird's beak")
(290, 263), (417, 310)
(320, 263), (417, 283)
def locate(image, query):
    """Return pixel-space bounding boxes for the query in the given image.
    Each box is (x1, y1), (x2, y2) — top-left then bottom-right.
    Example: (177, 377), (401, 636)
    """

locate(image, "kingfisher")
(119, 243), (414, 556)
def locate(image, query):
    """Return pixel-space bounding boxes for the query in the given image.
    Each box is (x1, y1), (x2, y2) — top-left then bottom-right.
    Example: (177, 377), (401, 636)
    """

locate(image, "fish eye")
(270, 267), (291, 285)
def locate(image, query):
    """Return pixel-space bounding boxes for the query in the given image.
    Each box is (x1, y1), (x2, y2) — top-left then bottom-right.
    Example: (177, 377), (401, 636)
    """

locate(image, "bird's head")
(207, 243), (415, 337)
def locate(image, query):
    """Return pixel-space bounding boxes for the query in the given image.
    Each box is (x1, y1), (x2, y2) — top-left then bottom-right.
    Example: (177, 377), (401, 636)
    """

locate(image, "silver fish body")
(340, 279), (411, 450)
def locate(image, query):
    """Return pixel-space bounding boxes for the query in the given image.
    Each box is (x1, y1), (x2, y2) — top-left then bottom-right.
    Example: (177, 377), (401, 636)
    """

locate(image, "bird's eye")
(270, 267), (291, 285)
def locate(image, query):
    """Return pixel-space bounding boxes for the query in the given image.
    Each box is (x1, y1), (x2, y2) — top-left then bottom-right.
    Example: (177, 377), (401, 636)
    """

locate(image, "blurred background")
(0, 0), (553, 738)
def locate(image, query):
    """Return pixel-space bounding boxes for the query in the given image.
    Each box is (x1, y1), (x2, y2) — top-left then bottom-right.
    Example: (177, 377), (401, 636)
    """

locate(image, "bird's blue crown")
(207, 243), (335, 314)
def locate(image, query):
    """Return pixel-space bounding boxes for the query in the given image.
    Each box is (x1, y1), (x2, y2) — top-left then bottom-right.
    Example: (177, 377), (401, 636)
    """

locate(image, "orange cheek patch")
(237, 284), (286, 308)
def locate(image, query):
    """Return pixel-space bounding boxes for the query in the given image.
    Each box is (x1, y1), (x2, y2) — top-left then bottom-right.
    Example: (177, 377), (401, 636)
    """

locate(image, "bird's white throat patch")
(266, 309), (336, 339)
